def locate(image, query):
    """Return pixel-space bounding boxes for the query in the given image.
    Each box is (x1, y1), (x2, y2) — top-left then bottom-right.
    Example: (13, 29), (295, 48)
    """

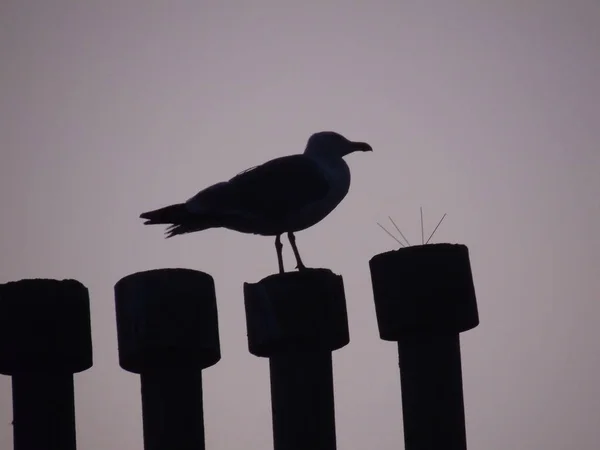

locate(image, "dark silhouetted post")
(244, 268), (349, 450)
(114, 269), (221, 450)
(369, 244), (479, 450)
(0, 279), (93, 450)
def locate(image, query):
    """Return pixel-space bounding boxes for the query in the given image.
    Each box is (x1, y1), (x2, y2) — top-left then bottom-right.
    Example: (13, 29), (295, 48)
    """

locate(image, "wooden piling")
(369, 243), (479, 450)
(244, 268), (349, 450)
(114, 268), (220, 450)
(0, 279), (93, 450)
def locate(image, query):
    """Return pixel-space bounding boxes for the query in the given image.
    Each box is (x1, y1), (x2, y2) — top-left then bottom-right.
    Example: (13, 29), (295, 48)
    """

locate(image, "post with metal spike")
(369, 244), (479, 450)
(114, 269), (221, 450)
(0, 279), (93, 450)
(244, 268), (350, 450)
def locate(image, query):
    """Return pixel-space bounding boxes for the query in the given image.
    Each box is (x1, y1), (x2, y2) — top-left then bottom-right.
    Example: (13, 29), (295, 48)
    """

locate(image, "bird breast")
(287, 157), (351, 232)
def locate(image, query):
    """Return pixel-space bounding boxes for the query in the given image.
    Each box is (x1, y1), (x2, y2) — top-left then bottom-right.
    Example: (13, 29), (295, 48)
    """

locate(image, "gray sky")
(1, 1), (599, 449)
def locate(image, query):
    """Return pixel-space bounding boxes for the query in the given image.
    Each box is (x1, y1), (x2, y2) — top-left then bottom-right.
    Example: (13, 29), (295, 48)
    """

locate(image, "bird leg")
(275, 234), (284, 274)
(287, 232), (307, 270)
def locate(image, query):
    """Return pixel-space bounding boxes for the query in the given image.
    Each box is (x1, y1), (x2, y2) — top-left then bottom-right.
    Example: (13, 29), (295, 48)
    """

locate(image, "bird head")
(304, 131), (373, 159)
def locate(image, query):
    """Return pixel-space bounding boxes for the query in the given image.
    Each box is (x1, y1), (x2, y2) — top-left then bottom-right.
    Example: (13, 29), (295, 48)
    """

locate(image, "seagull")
(140, 131), (372, 273)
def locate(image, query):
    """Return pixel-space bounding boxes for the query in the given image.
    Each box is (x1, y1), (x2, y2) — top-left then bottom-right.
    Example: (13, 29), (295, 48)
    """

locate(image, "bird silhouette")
(140, 131), (372, 273)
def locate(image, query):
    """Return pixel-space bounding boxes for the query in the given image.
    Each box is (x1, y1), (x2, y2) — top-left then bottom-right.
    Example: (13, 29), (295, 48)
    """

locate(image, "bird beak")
(351, 141), (373, 152)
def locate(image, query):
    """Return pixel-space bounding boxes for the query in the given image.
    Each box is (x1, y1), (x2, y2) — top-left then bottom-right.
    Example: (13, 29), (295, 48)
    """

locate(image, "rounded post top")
(370, 243), (468, 264)
(115, 268), (215, 290)
(244, 268), (349, 357)
(369, 243), (479, 339)
(114, 268), (220, 373)
(0, 278), (93, 375)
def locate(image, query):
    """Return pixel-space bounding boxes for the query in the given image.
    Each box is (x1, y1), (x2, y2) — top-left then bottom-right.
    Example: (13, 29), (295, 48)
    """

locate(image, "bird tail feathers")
(140, 203), (217, 238)
(140, 203), (189, 225)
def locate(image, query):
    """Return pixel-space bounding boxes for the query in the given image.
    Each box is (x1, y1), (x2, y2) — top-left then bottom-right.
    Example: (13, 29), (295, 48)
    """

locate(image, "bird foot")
(295, 263), (307, 271)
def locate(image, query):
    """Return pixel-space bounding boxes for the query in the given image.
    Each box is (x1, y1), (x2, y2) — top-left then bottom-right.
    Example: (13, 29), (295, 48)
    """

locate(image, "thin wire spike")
(420, 207), (424, 245)
(388, 216), (411, 246)
(425, 213), (447, 244)
(377, 222), (405, 247)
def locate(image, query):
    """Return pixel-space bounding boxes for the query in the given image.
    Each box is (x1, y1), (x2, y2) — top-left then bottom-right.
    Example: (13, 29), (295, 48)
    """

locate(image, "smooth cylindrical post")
(0, 279), (93, 450)
(140, 369), (204, 450)
(114, 268), (220, 450)
(369, 244), (479, 450)
(244, 268), (349, 450)
(269, 350), (336, 449)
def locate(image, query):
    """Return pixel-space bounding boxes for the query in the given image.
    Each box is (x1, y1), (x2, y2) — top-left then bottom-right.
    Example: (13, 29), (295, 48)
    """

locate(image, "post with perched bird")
(369, 244), (479, 450)
(114, 269), (221, 450)
(244, 269), (350, 450)
(0, 279), (93, 450)
(136, 132), (370, 448)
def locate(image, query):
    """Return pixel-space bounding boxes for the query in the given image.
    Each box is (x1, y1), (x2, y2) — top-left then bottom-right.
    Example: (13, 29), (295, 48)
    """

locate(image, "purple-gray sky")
(1, 1), (599, 449)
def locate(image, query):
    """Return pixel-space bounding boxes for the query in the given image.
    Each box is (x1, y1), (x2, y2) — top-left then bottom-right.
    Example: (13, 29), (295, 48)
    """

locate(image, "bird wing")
(185, 155), (330, 220)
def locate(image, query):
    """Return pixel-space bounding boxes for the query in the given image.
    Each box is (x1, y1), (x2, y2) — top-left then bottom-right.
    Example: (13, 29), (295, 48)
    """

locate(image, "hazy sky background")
(1, 1), (599, 449)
